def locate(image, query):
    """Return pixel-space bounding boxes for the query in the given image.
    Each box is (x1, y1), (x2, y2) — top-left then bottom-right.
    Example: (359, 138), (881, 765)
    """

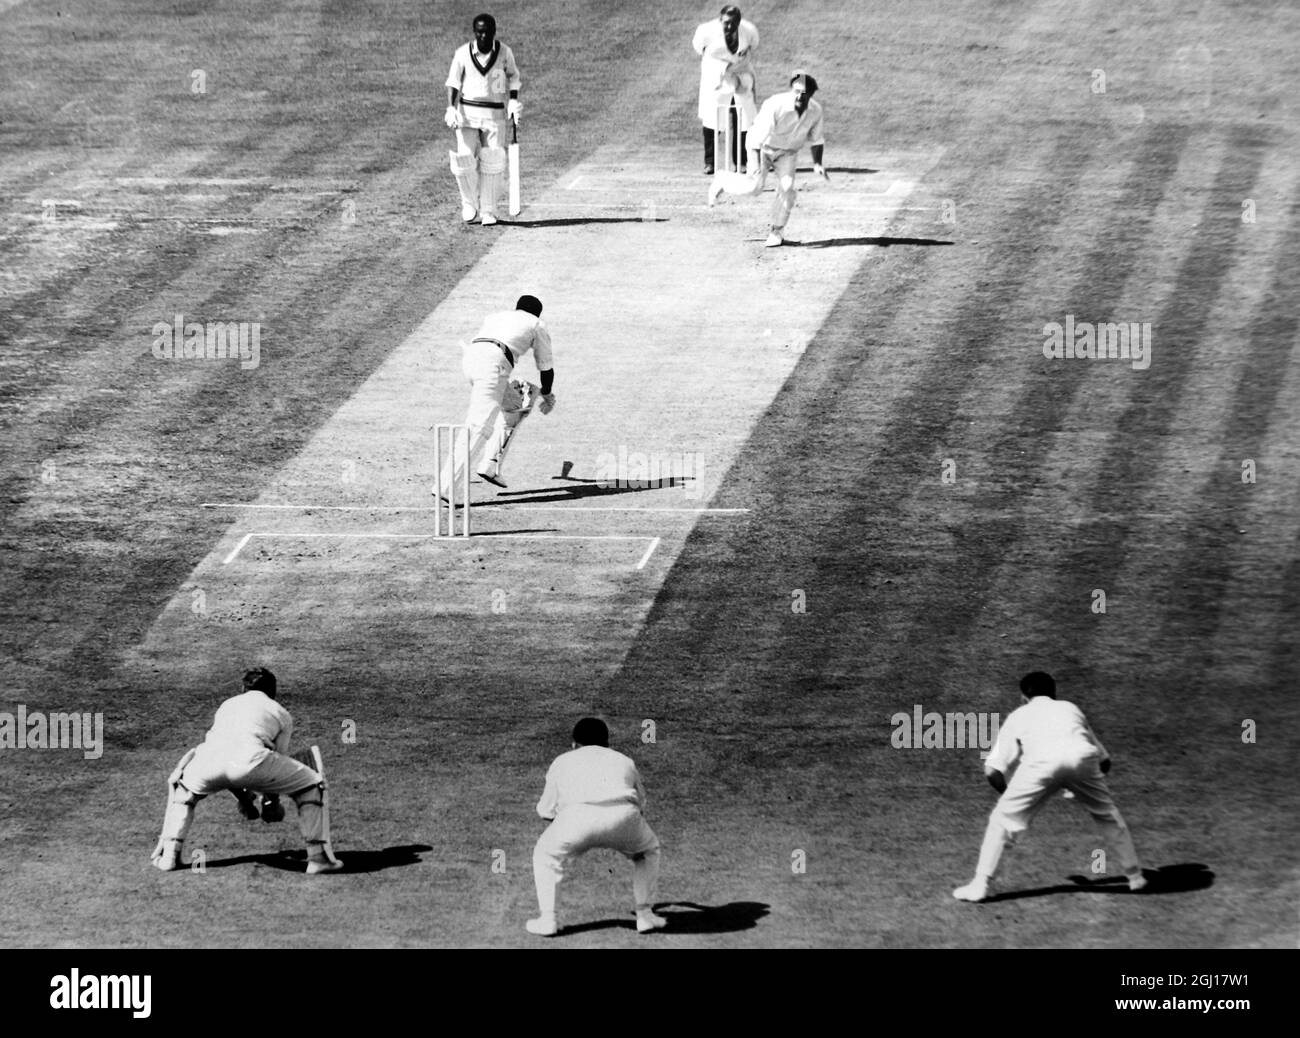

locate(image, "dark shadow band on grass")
(476, 476), (693, 506)
(508, 217), (668, 227)
(556, 900), (770, 936)
(201, 844), (432, 874)
(796, 166), (879, 175)
(785, 236), (956, 249)
(985, 863), (1214, 902)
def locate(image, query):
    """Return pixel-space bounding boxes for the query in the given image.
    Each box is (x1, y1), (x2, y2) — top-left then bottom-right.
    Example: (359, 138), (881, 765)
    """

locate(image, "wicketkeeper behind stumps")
(151, 667), (343, 875)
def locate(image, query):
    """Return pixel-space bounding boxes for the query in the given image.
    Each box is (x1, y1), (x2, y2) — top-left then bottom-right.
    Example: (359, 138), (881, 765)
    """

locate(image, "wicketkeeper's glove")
(538, 393), (556, 415)
(260, 795), (286, 824)
(233, 789), (260, 821)
(444, 106), (459, 129)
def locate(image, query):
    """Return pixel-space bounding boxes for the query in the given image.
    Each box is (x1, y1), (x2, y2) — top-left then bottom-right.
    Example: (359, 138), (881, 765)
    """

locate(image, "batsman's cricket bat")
(508, 117), (521, 216)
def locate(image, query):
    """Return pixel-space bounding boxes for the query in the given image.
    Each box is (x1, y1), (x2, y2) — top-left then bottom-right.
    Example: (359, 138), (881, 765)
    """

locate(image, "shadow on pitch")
(508, 217), (669, 227)
(786, 236), (955, 249)
(983, 863), (1215, 903)
(797, 165), (879, 175)
(559, 900), (770, 936)
(202, 844), (432, 874)
(477, 474), (694, 507)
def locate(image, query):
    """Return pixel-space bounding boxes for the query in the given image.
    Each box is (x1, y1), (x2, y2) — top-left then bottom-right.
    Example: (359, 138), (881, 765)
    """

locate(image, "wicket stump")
(433, 423), (472, 537)
(714, 99), (742, 173)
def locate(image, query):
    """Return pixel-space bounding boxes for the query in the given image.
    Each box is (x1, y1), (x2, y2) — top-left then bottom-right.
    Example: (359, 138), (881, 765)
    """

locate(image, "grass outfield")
(0, 0), (1297, 950)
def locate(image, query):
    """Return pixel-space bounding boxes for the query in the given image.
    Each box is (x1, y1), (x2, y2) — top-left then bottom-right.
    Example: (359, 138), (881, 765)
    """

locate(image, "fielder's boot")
(306, 842), (343, 874)
(151, 839), (183, 872)
(952, 878), (992, 902)
(478, 471), (507, 489)
(764, 228), (784, 248)
(636, 909), (668, 933)
(708, 179), (724, 207)
(525, 914), (558, 936)
(1126, 870), (1148, 892)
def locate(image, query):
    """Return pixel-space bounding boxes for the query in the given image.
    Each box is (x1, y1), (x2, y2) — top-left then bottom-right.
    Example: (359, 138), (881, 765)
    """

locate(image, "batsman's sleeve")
(531, 321), (554, 371)
(807, 105), (826, 148)
(983, 713), (1020, 775)
(1084, 718), (1110, 763)
(505, 44), (521, 90)
(536, 762), (560, 819)
(275, 708), (293, 755)
(444, 48), (464, 90)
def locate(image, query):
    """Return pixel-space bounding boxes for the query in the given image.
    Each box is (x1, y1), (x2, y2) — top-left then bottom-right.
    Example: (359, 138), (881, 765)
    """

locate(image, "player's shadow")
(786, 236), (955, 249)
(202, 844), (431, 874)
(560, 900), (770, 936)
(509, 217), (668, 227)
(477, 475), (694, 507)
(797, 165), (879, 175)
(986, 863), (1214, 902)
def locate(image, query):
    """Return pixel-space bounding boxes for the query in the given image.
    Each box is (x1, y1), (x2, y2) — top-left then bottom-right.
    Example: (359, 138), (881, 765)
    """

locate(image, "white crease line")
(222, 533), (253, 565)
(636, 536), (661, 571)
(200, 502), (750, 515)
(222, 531), (656, 565)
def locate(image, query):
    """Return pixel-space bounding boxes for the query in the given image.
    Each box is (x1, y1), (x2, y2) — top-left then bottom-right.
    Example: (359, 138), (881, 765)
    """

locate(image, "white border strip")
(222, 531), (657, 565)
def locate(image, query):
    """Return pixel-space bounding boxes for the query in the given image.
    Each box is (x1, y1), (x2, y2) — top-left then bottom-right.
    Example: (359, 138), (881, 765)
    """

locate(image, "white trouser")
(440, 340), (512, 491)
(975, 755), (1141, 880)
(533, 804), (661, 917)
(715, 147), (800, 229)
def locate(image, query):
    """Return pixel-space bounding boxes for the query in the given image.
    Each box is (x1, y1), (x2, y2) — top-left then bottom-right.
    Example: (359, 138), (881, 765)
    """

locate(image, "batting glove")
(539, 393), (556, 415)
(813, 163), (829, 181)
(444, 106), (459, 129)
(507, 98), (522, 121)
(233, 789), (260, 821)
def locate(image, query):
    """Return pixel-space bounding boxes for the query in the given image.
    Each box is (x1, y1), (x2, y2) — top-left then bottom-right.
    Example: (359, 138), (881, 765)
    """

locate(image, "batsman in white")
(445, 13), (522, 226)
(438, 294), (555, 495)
(692, 4), (760, 175)
(527, 718), (666, 937)
(150, 667), (343, 875)
(953, 671), (1146, 902)
(708, 69), (828, 247)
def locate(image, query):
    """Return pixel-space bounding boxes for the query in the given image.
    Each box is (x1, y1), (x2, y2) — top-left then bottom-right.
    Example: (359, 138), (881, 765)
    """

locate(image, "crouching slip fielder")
(953, 671), (1145, 902)
(708, 70), (828, 247)
(440, 294), (555, 494)
(527, 718), (666, 936)
(151, 668), (343, 875)
(445, 13), (522, 225)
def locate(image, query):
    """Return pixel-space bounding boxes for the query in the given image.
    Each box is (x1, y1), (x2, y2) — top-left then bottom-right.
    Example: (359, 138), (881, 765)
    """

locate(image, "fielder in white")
(439, 294), (555, 495)
(445, 13), (522, 226)
(692, 5), (759, 175)
(708, 70), (828, 247)
(953, 671), (1146, 902)
(527, 718), (666, 937)
(150, 668), (343, 875)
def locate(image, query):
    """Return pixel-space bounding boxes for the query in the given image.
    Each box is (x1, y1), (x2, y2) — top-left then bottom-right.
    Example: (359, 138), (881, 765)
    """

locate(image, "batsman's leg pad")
(716, 169), (761, 196)
(449, 149), (479, 210)
(478, 146), (507, 218)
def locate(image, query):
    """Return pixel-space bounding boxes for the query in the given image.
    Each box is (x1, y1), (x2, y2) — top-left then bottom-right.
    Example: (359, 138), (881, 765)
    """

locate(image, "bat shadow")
(478, 475), (695, 507)
(200, 844), (432, 874)
(983, 863), (1215, 902)
(557, 900), (771, 937)
(508, 217), (669, 227)
(786, 236), (956, 249)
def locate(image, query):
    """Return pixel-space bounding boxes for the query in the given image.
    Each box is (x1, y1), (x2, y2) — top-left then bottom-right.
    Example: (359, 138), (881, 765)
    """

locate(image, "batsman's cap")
(243, 667), (277, 698)
(572, 717), (609, 747)
(516, 294), (543, 317)
(1019, 671), (1056, 699)
(790, 69), (819, 94)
